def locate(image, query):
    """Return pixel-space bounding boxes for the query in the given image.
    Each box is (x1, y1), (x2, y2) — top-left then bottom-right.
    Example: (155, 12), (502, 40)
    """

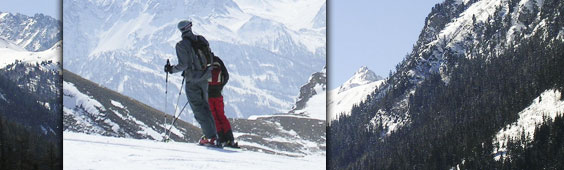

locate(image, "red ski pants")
(208, 96), (232, 133)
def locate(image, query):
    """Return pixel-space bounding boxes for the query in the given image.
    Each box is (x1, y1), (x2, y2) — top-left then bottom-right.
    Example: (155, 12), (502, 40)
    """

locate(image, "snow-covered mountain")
(330, 0), (564, 168)
(289, 66), (326, 120)
(328, 66), (384, 121)
(0, 12), (62, 137)
(62, 0), (326, 123)
(0, 12), (61, 52)
(362, 0), (564, 137)
(0, 13), (62, 169)
(64, 132), (325, 170)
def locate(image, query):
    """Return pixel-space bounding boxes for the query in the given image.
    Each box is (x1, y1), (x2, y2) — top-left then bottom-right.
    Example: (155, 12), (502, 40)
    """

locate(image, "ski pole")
(164, 75), (186, 142)
(164, 59), (170, 140)
(172, 75), (185, 119)
(165, 100), (189, 140)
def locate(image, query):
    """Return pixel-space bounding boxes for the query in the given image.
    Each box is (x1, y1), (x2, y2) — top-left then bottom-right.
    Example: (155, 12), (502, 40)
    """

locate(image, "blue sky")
(0, 0), (61, 20)
(329, 0), (444, 89)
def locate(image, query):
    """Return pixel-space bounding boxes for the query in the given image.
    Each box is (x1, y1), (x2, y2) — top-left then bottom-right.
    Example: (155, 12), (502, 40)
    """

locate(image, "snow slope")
(64, 132), (325, 170)
(295, 84), (326, 120)
(63, 69), (201, 142)
(328, 66), (384, 121)
(493, 89), (564, 160)
(0, 39), (61, 69)
(233, 0), (325, 31)
(289, 67), (326, 120)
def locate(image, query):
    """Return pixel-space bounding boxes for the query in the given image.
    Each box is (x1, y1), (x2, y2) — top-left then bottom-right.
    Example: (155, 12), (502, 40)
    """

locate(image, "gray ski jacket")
(171, 33), (211, 82)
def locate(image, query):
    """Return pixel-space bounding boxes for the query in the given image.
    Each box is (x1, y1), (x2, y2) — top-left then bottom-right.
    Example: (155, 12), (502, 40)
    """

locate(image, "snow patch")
(0, 91), (7, 102)
(63, 81), (106, 116)
(111, 100), (125, 109)
(233, 0), (325, 31)
(493, 89), (564, 160)
(292, 83), (326, 120)
(91, 13), (156, 55)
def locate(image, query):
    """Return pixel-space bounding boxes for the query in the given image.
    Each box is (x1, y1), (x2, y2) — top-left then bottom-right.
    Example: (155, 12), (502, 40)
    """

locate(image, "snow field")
(64, 132), (325, 170)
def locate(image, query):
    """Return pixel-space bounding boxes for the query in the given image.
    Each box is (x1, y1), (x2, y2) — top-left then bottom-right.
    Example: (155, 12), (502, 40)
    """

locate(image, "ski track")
(64, 132), (325, 170)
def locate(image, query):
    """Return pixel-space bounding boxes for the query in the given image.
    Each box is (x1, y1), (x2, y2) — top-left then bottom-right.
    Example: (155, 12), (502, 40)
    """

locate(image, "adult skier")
(164, 20), (219, 146)
(208, 56), (238, 148)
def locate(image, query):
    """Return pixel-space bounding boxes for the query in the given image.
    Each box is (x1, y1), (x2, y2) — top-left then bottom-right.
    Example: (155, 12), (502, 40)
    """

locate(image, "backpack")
(209, 56), (224, 85)
(189, 35), (214, 71)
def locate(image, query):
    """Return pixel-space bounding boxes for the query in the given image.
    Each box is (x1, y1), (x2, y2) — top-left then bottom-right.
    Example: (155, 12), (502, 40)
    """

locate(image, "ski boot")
(224, 140), (240, 148)
(199, 135), (222, 148)
(223, 130), (240, 148)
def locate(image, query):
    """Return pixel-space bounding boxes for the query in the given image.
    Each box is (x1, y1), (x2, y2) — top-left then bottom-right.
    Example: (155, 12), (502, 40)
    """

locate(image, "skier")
(208, 55), (239, 148)
(164, 20), (219, 146)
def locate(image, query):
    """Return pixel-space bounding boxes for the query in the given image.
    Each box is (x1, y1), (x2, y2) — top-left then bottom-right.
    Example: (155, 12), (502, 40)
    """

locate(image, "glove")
(164, 64), (173, 74)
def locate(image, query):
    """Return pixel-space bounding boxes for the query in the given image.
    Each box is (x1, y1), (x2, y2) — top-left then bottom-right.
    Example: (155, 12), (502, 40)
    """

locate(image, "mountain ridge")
(329, 66), (384, 121)
(0, 12), (61, 52)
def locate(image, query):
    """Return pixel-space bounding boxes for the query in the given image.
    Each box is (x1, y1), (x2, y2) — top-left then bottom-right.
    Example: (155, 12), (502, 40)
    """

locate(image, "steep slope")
(62, 0), (326, 123)
(329, 0), (564, 169)
(0, 12), (61, 52)
(493, 89), (564, 160)
(328, 66), (384, 121)
(289, 66), (326, 120)
(64, 132), (325, 170)
(0, 66), (60, 140)
(63, 69), (201, 142)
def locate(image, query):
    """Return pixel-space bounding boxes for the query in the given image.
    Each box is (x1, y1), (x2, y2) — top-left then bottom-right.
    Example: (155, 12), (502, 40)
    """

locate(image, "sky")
(0, 0), (61, 20)
(328, 0), (444, 89)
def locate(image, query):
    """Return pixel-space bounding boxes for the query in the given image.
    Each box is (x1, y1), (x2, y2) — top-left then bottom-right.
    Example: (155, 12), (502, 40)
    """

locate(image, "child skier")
(208, 55), (238, 148)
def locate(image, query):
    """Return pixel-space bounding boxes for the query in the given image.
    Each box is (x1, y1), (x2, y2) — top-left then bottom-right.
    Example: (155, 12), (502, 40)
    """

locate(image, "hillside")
(329, 0), (564, 169)
(0, 12), (62, 170)
(63, 69), (201, 142)
(63, 69), (325, 157)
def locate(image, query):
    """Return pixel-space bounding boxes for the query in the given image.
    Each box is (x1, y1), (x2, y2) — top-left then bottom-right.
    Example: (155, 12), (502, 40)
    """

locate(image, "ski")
(195, 143), (244, 151)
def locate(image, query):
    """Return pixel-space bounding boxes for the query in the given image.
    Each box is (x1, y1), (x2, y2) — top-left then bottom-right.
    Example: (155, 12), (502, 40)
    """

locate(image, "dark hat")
(177, 20), (192, 33)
